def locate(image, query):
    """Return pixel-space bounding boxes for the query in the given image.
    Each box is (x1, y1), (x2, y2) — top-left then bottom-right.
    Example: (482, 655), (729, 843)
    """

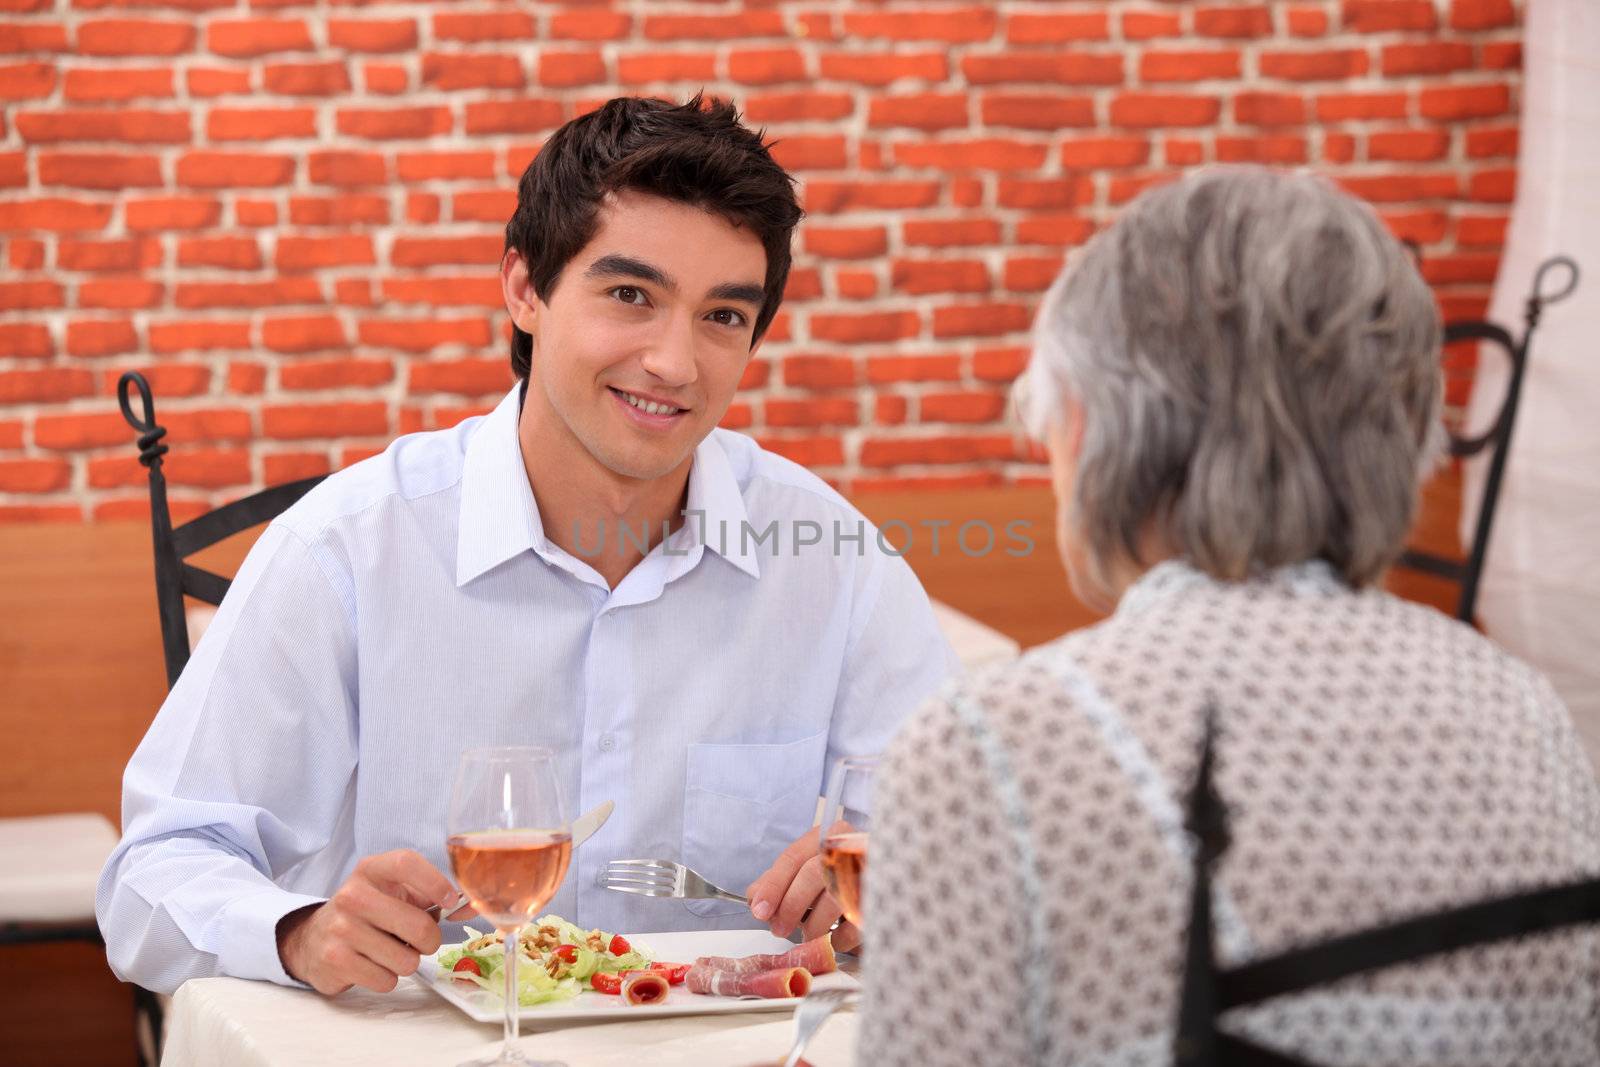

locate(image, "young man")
(97, 96), (957, 997)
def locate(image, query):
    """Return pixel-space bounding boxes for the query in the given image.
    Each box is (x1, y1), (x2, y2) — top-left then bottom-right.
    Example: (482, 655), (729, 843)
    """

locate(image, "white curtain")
(1463, 0), (1600, 767)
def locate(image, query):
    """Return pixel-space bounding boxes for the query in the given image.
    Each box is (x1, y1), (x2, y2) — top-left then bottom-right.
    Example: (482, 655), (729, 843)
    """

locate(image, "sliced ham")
(686, 964), (813, 999)
(621, 971), (670, 1006)
(691, 934), (837, 977)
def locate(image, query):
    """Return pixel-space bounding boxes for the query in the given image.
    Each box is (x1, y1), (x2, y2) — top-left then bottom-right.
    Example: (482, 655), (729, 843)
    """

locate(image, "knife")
(427, 799), (614, 921)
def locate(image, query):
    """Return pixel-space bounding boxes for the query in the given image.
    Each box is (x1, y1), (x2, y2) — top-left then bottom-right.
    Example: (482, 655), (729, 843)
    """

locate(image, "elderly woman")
(856, 168), (1600, 1066)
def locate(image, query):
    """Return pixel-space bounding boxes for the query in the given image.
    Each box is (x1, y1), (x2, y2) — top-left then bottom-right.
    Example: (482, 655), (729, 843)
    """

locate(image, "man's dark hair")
(503, 94), (803, 379)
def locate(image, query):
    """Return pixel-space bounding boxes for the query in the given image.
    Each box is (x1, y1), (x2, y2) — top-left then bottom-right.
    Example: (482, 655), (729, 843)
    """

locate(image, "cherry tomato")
(648, 962), (690, 985)
(452, 958), (482, 981)
(590, 972), (622, 995)
(553, 944), (578, 963)
(608, 934), (631, 956)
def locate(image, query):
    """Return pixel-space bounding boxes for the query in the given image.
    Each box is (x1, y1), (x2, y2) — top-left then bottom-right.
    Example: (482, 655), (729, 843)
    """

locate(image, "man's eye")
(707, 308), (748, 328)
(611, 287), (648, 306)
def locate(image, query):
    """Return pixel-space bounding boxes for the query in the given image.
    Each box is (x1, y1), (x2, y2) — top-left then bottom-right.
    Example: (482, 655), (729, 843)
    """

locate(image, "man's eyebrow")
(707, 282), (766, 307)
(583, 254), (674, 291)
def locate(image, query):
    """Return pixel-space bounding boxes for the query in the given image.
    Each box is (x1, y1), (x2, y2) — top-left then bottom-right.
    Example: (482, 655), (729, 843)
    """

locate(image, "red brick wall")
(0, 0), (1521, 520)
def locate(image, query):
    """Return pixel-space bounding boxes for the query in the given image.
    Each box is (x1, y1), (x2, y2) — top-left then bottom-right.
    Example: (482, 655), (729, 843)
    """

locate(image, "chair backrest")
(1396, 255), (1580, 623)
(118, 371), (328, 689)
(1172, 711), (1600, 1067)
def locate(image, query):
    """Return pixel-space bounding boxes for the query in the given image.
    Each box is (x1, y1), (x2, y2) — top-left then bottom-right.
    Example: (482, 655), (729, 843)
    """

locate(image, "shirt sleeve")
(96, 522), (359, 994)
(824, 550), (961, 809)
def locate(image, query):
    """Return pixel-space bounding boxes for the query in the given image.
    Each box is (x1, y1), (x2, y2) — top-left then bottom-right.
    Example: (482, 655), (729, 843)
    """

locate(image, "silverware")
(427, 800), (615, 921)
(600, 858), (749, 904)
(781, 988), (858, 1067)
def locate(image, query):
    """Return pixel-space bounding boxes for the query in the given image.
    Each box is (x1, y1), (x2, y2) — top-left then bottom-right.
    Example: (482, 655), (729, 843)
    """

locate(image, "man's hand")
(277, 849), (475, 995)
(745, 828), (861, 954)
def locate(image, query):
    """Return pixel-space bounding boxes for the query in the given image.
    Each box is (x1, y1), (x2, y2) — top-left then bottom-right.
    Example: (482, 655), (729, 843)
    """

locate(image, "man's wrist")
(275, 901), (324, 984)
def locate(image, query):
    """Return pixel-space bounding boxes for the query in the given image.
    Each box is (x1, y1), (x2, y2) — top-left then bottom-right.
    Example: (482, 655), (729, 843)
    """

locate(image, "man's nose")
(639, 317), (698, 387)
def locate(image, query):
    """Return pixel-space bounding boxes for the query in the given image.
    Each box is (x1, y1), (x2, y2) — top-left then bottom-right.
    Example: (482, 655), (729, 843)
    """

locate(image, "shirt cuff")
(215, 887), (328, 988)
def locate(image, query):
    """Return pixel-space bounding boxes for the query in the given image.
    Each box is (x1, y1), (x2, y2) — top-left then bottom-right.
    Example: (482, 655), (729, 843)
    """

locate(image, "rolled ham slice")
(686, 964), (813, 999)
(691, 934), (837, 977)
(621, 971), (671, 1006)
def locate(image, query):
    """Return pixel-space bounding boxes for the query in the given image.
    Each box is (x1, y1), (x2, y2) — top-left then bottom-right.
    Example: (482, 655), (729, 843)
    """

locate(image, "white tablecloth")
(161, 975), (856, 1067)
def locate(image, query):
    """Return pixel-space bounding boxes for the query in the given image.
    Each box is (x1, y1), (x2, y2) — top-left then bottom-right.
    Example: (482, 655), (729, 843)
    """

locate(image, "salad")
(437, 914), (685, 1007)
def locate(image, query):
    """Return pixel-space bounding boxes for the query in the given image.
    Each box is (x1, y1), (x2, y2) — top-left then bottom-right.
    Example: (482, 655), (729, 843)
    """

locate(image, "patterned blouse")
(858, 560), (1600, 1066)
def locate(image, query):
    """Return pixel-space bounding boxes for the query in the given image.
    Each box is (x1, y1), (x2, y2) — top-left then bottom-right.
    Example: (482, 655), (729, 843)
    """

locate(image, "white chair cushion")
(0, 812), (119, 923)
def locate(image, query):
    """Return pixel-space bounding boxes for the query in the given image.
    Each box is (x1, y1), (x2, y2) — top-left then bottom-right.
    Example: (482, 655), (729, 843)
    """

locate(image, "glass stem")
(503, 927), (519, 1057)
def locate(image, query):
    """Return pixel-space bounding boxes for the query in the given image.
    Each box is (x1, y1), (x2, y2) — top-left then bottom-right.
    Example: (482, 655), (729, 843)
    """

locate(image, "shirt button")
(599, 734), (616, 752)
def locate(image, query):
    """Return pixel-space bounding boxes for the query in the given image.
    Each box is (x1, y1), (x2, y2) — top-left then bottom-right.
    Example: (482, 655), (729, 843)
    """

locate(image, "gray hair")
(1018, 166), (1443, 594)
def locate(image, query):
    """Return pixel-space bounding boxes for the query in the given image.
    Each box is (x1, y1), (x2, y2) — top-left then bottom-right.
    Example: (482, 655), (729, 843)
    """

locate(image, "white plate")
(416, 928), (858, 1023)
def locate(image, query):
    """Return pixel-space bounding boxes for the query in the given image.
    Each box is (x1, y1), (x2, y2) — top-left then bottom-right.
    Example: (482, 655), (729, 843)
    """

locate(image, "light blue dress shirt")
(97, 384), (958, 994)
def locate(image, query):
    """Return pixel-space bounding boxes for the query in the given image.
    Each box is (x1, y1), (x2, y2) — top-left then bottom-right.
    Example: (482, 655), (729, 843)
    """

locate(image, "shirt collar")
(1114, 557), (1348, 618)
(456, 389), (762, 586)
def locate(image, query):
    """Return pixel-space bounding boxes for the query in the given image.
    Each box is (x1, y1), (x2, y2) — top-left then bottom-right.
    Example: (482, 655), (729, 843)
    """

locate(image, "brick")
(64, 318), (136, 358)
(263, 314), (345, 353)
(290, 194), (388, 226)
(865, 355), (962, 383)
(392, 236), (501, 268)
(451, 189), (515, 223)
(358, 318), (493, 352)
(859, 434), (1018, 466)
(149, 320), (250, 353)
(981, 93), (1095, 130)
(974, 346), (1032, 382)
(746, 92), (854, 123)
(335, 279), (373, 307)
(1381, 209), (1450, 243)
(0, 60), (54, 99)
(868, 93), (968, 131)
(207, 19), (312, 57)
(0, 367), (94, 402)
(0, 280), (64, 307)
(434, 11), (536, 41)
(539, 51), (606, 88)
(921, 391), (1007, 423)
(187, 67), (250, 96)
(380, 275), (500, 308)
(177, 152), (295, 188)
(337, 107), (452, 140)
(933, 302), (1031, 339)
(1324, 130), (1357, 162)
(177, 236), (261, 270)
(755, 435), (844, 468)
(1466, 126), (1518, 159)
(235, 199), (277, 225)
(770, 136), (848, 171)
(16, 109), (189, 143)
(1111, 93), (1222, 128)
(1381, 42), (1473, 76)
(1016, 213), (1097, 245)
(95, 362), (211, 399)
(873, 395), (909, 426)
(423, 52), (524, 91)
(1060, 136), (1150, 168)
(1469, 167), (1516, 202)
(739, 361), (771, 391)
(1422, 253), (1500, 285)
(1342, 1), (1437, 31)
(903, 218), (1001, 248)
(782, 354), (858, 389)
(228, 361), (266, 392)
(962, 52), (1123, 85)
(0, 504), (83, 522)
(1003, 256), (1065, 292)
(264, 402), (388, 440)
(804, 226), (887, 260)
(1289, 7), (1331, 35)
(1336, 173), (1460, 201)
(894, 139), (1048, 171)
(79, 277), (161, 309)
(207, 107), (316, 141)
(1262, 49), (1370, 81)
(365, 63), (408, 94)
(264, 61), (352, 96)
(464, 100), (563, 135)
(0, 458), (70, 493)
(6, 235), (42, 266)
(1456, 214), (1509, 247)
(1195, 5), (1274, 36)
(1450, 0), (1515, 30)
(308, 150), (386, 186)
(803, 180), (941, 212)
(1481, 42), (1522, 71)
(997, 177), (1094, 209)
(396, 151), (495, 182)
(644, 13), (785, 40)
(810, 311), (920, 344)
(1122, 10), (1182, 39)
(276, 236), (374, 272)
(1006, 12), (1110, 43)
(0, 24), (67, 53)
(80, 18), (195, 55)
(1316, 91), (1409, 121)
(265, 452), (331, 483)
(834, 269), (877, 299)
(280, 357), (394, 390)
(39, 152), (162, 189)
(818, 51), (946, 86)
(0, 323), (52, 358)
(1141, 49), (1242, 83)
(619, 52), (716, 84)
(176, 279), (322, 308)
(1368, 129), (1451, 162)
(327, 18), (416, 52)
(891, 258), (990, 295)
(1216, 135), (1309, 164)
(1234, 91), (1307, 126)
(62, 66), (172, 102)
(550, 10), (630, 40)
(105, 448), (248, 489)
(1421, 84), (1511, 120)
(843, 7), (996, 42)
(0, 150), (24, 188)
(781, 268), (823, 303)
(57, 237), (160, 271)
(765, 397), (858, 428)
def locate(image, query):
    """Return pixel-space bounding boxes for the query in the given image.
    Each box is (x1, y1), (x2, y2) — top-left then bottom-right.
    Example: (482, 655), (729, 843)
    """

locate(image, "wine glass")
(818, 756), (877, 928)
(447, 746), (570, 1067)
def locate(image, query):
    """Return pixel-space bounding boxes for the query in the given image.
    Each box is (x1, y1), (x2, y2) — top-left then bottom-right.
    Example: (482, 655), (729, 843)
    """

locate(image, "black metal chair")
(1172, 711), (1600, 1066)
(113, 370), (329, 1064)
(1396, 255), (1581, 623)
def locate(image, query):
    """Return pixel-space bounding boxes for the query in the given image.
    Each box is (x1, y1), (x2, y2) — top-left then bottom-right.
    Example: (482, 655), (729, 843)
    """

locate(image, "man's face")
(507, 190), (768, 483)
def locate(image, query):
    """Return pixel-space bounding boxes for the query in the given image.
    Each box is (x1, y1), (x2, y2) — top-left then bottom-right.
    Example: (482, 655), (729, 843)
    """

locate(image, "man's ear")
(501, 249), (539, 335)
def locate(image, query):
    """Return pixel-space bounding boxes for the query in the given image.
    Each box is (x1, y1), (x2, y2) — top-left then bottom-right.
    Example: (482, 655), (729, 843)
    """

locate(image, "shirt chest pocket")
(680, 731), (829, 919)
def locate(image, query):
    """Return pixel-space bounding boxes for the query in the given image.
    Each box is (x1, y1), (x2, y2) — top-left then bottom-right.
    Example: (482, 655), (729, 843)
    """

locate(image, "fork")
(781, 988), (858, 1067)
(600, 858), (749, 904)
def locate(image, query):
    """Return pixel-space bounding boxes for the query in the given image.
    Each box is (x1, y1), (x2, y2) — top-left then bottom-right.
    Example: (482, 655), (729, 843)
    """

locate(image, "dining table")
(160, 971), (858, 1066)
